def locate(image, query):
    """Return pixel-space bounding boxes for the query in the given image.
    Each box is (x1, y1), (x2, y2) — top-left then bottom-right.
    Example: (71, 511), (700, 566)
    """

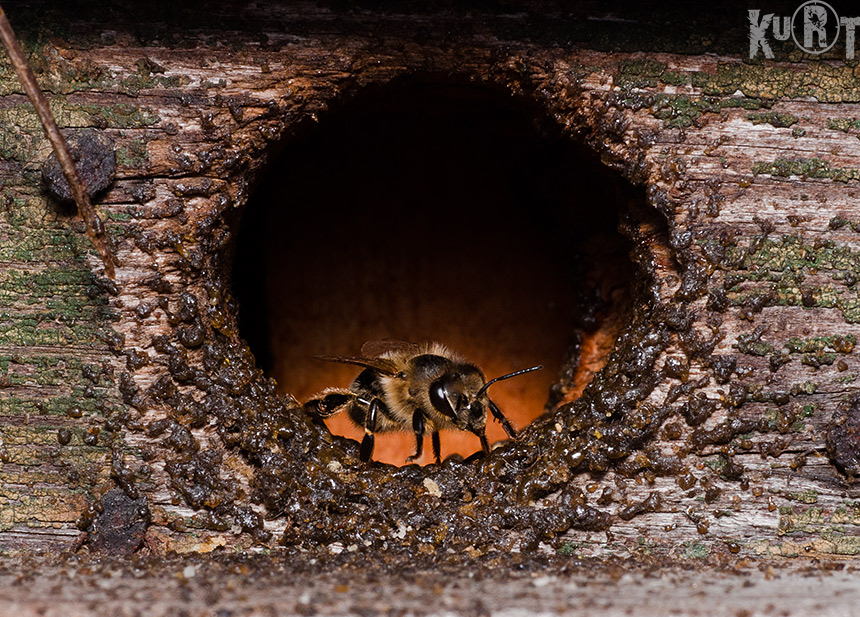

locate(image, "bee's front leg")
(487, 398), (517, 439)
(406, 410), (425, 463)
(359, 398), (380, 463)
(475, 426), (490, 455)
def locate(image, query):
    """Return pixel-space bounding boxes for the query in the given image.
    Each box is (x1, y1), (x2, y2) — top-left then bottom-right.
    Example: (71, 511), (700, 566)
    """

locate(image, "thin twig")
(0, 7), (117, 278)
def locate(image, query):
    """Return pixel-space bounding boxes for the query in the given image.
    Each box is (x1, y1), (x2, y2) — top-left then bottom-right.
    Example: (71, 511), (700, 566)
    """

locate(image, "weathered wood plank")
(0, 3), (857, 572)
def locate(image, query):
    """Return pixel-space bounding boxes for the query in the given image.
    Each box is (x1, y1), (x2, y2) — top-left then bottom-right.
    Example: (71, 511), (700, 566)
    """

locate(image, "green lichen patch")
(831, 502), (860, 525)
(1, 355), (77, 388)
(734, 330), (774, 356)
(787, 490), (819, 504)
(634, 94), (765, 128)
(691, 62), (860, 103)
(0, 105), (51, 164)
(0, 488), (88, 530)
(818, 533), (860, 556)
(0, 33), (190, 97)
(0, 311), (110, 347)
(68, 102), (160, 129)
(723, 235), (860, 322)
(0, 226), (87, 263)
(680, 542), (710, 559)
(752, 158), (860, 183)
(651, 96), (721, 128)
(0, 394), (106, 419)
(762, 404), (814, 433)
(556, 542), (577, 556)
(827, 118), (860, 133)
(116, 138), (151, 169)
(610, 58), (852, 133)
(746, 112), (798, 128)
(119, 72), (189, 97)
(660, 71), (688, 87)
(784, 335), (855, 367)
(0, 266), (115, 347)
(778, 505), (825, 535)
(610, 62), (771, 128)
(787, 335), (856, 354)
(0, 98), (159, 164)
(776, 501), (860, 555)
(0, 177), (122, 527)
(614, 59), (671, 89)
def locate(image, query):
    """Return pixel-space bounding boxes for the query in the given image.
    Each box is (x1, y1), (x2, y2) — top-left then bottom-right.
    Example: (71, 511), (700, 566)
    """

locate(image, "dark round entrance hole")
(232, 78), (643, 465)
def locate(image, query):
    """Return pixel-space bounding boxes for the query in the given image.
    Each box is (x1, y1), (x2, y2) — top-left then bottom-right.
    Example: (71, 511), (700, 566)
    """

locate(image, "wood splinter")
(0, 7), (118, 278)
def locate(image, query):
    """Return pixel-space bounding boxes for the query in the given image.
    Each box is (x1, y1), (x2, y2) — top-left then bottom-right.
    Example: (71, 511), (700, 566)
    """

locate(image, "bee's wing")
(360, 339), (420, 358)
(314, 354), (400, 376)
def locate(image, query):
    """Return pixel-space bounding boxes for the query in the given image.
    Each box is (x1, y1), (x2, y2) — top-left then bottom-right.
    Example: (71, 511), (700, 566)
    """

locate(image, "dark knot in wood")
(827, 393), (860, 481)
(42, 131), (116, 203)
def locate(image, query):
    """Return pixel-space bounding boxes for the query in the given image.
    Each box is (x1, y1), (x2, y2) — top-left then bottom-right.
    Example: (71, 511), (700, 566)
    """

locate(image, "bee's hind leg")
(302, 388), (355, 419)
(304, 390), (382, 463)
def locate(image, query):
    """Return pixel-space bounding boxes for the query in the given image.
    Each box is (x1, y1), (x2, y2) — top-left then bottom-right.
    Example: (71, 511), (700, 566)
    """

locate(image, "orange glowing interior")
(233, 80), (637, 464)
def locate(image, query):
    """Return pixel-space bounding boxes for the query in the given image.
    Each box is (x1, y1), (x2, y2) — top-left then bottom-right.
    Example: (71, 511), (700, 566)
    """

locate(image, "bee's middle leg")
(406, 410), (425, 462)
(359, 398), (381, 463)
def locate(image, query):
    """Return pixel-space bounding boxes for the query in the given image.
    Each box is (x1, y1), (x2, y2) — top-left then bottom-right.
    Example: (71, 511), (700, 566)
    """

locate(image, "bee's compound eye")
(429, 378), (456, 419)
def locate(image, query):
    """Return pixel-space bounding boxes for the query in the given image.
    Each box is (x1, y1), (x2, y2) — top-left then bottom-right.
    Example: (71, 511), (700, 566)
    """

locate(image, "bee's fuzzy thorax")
(377, 342), (471, 433)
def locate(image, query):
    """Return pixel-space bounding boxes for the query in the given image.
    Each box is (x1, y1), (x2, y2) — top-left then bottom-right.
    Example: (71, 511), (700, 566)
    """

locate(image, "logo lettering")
(750, 2), (850, 58)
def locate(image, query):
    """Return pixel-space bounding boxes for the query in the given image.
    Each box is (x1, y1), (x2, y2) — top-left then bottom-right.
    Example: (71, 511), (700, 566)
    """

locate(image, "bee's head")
(428, 364), (542, 434)
(428, 365), (485, 431)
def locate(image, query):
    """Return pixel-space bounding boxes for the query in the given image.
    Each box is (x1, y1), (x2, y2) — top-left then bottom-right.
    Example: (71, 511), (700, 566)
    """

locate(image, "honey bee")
(302, 340), (542, 464)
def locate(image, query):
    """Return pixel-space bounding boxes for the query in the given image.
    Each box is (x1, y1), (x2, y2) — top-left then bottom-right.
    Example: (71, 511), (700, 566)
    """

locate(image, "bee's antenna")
(476, 365), (542, 398)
